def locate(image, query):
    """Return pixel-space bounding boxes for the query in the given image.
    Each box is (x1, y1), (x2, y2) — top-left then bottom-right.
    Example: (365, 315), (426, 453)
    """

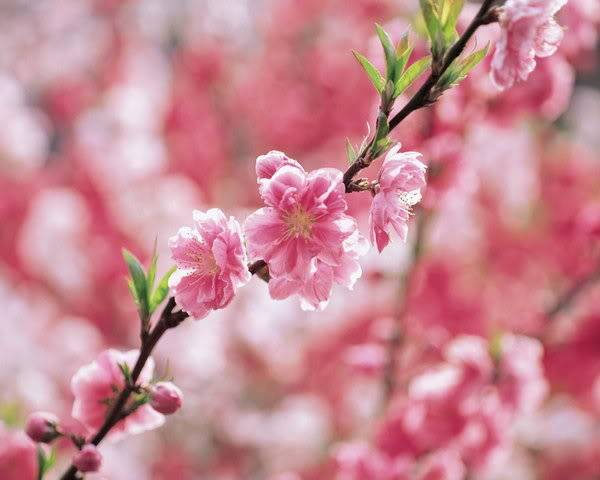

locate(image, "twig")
(545, 265), (600, 319)
(58, 297), (188, 480)
(343, 0), (498, 192)
(381, 208), (429, 404)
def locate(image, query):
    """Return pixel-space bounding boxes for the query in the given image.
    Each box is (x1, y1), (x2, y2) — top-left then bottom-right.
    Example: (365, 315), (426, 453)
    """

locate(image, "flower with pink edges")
(71, 349), (164, 440)
(369, 144), (427, 252)
(0, 425), (37, 480)
(490, 0), (568, 90)
(245, 151), (368, 310)
(169, 209), (251, 319)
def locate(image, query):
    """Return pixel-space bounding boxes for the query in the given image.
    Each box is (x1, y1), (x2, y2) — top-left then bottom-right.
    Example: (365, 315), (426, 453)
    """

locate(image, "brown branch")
(546, 265), (600, 319)
(343, 0), (498, 192)
(381, 208), (429, 405)
(58, 297), (188, 480)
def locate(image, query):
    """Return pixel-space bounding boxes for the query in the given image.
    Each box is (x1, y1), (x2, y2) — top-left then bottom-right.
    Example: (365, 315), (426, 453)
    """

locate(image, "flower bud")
(73, 444), (102, 473)
(25, 412), (60, 443)
(150, 382), (183, 415)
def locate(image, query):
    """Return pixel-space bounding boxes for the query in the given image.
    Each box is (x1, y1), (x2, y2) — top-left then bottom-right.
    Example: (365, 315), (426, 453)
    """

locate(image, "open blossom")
(71, 349), (164, 440)
(491, 0), (568, 90)
(369, 145), (427, 252)
(169, 209), (251, 319)
(245, 151), (368, 310)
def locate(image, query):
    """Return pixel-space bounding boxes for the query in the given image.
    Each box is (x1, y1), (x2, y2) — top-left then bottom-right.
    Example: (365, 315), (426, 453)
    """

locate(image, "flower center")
(284, 205), (315, 239)
(191, 251), (220, 275)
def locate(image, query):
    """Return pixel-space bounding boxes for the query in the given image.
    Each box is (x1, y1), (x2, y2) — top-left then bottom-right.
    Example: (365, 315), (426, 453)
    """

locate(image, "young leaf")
(149, 266), (176, 313)
(118, 362), (132, 384)
(37, 447), (57, 480)
(352, 51), (385, 93)
(375, 23), (397, 81)
(394, 56), (432, 97)
(122, 249), (149, 319)
(146, 237), (158, 294)
(441, 0), (465, 45)
(439, 44), (489, 87)
(345, 138), (358, 165)
(394, 45), (414, 83)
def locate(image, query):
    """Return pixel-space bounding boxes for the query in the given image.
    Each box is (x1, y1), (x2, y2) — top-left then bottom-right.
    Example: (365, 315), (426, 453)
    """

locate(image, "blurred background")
(0, 0), (599, 479)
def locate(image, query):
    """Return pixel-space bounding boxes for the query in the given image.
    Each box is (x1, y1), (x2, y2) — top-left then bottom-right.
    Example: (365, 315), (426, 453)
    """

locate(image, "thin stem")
(343, 0), (497, 192)
(381, 209), (429, 405)
(546, 265), (600, 319)
(58, 298), (188, 480)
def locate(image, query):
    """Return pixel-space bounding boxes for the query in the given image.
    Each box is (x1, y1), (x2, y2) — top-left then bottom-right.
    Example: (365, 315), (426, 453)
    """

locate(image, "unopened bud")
(25, 412), (60, 443)
(73, 444), (102, 473)
(150, 381), (183, 415)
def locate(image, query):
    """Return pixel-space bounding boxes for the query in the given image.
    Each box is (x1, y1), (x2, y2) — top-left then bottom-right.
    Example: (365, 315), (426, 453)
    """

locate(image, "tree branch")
(343, 0), (498, 192)
(58, 297), (188, 480)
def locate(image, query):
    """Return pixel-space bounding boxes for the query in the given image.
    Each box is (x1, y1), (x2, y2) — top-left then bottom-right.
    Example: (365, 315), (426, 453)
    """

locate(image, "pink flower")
(169, 209), (251, 319)
(25, 411), (60, 443)
(73, 444), (102, 473)
(334, 442), (412, 480)
(416, 448), (465, 480)
(0, 425), (37, 480)
(71, 349), (164, 441)
(150, 382), (184, 415)
(497, 334), (548, 414)
(369, 145), (427, 252)
(245, 151), (368, 310)
(491, 0), (568, 90)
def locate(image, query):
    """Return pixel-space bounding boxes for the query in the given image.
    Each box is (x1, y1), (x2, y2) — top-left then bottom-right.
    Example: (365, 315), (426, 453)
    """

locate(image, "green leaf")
(149, 266), (176, 313)
(419, 0), (442, 41)
(395, 45), (414, 82)
(394, 56), (432, 97)
(458, 43), (489, 75)
(375, 23), (397, 81)
(345, 138), (358, 165)
(37, 447), (57, 480)
(118, 362), (132, 384)
(439, 43), (489, 87)
(352, 51), (385, 93)
(122, 249), (149, 319)
(146, 237), (158, 294)
(441, 0), (464, 45)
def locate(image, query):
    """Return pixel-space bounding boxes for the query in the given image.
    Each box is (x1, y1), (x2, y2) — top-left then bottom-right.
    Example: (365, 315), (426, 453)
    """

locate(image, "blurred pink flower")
(334, 442), (411, 480)
(497, 334), (548, 414)
(71, 349), (164, 440)
(0, 425), (37, 480)
(416, 448), (465, 480)
(491, 0), (568, 90)
(169, 209), (251, 320)
(245, 151), (368, 310)
(369, 144), (427, 252)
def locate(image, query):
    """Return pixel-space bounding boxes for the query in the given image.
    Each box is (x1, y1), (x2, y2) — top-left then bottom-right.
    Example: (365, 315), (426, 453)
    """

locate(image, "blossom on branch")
(369, 144), (427, 252)
(169, 209), (251, 320)
(491, 0), (568, 90)
(245, 151), (368, 310)
(71, 349), (164, 440)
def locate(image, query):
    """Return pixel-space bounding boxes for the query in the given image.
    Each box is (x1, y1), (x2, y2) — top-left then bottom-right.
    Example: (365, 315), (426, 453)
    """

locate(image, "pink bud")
(25, 412), (60, 443)
(73, 444), (102, 473)
(150, 382), (183, 415)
